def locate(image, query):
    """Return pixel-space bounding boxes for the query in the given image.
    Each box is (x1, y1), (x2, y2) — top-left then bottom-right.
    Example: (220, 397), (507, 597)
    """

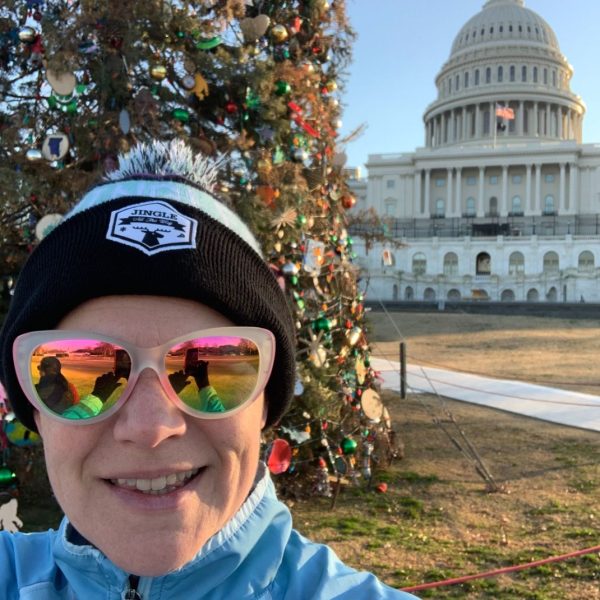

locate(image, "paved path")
(370, 358), (600, 433)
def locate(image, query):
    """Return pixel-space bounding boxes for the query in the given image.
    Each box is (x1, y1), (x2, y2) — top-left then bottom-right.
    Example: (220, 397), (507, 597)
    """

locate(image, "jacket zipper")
(123, 575), (142, 599)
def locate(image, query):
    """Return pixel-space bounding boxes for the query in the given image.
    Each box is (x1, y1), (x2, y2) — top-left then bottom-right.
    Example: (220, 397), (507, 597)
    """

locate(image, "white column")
(518, 101), (524, 135)
(501, 165), (509, 214)
(475, 104), (481, 139)
(545, 104), (551, 136)
(478, 167), (485, 217)
(490, 102), (495, 139)
(447, 168), (454, 216)
(455, 167), (462, 217)
(569, 163), (579, 213)
(414, 170), (422, 215)
(462, 107), (468, 140)
(559, 163), (566, 213)
(557, 108), (563, 139)
(535, 163), (542, 212)
(425, 169), (431, 215)
(526, 164), (532, 214)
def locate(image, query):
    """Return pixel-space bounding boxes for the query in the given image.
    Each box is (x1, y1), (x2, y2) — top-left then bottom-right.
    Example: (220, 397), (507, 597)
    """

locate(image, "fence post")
(399, 341), (407, 399)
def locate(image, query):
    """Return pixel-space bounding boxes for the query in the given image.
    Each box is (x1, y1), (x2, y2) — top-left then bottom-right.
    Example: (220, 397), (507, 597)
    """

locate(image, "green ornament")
(47, 95), (58, 109)
(341, 437), (358, 455)
(245, 89), (261, 109)
(176, 31), (186, 39)
(312, 316), (332, 332)
(275, 80), (291, 96)
(0, 466), (16, 484)
(196, 36), (221, 50)
(290, 275), (299, 286)
(65, 99), (78, 114)
(272, 147), (286, 164)
(172, 108), (190, 123)
(296, 298), (305, 310)
(296, 214), (307, 226)
(75, 83), (87, 94)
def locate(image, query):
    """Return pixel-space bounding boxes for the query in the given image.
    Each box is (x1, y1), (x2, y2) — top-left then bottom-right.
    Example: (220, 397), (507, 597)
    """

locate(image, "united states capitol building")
(350, 0), (600, 303)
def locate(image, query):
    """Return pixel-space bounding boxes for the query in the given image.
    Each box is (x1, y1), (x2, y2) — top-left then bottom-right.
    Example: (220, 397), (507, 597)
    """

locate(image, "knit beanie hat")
(0, 140), (296, 431)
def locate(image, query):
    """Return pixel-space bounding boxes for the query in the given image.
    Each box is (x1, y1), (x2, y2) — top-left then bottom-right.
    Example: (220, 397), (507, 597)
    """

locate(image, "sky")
(341, 0), (600, 172)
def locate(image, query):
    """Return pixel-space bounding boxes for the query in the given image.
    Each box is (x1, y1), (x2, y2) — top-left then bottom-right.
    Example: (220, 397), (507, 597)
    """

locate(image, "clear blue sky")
(341, 0), (600, 170)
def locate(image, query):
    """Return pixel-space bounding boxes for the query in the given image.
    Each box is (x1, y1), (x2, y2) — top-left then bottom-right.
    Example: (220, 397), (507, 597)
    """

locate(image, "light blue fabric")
(0, 464), (419, 599)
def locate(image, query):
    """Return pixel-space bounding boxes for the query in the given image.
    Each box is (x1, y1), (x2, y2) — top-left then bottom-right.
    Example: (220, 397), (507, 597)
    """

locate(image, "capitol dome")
(423, 0), (585, 149)
(451, 0), (560, 57)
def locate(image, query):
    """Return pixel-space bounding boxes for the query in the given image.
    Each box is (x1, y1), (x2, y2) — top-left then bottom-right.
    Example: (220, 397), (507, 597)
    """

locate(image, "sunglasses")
(13, 327), (275, 425)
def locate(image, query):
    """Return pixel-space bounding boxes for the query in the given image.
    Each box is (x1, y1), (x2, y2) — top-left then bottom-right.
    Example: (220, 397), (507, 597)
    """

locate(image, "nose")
(112, 368), (187, 447)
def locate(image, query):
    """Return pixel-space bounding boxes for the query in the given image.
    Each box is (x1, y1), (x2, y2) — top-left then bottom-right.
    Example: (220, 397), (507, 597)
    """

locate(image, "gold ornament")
(270, 24), (289, 44)
(150, 64), (167, 80)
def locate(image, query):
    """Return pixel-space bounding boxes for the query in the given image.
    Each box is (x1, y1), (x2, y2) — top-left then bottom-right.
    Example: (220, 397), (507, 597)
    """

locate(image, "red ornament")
(376, 483), (388, 494)
(289, 16), (302, 34)
(267, 438), (292, 474)
(225, 101), (238, 114)
(341, 194), (356, 209)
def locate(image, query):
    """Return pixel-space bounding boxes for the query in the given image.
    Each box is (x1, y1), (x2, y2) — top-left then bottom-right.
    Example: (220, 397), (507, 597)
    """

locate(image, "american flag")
(496, 105), (515, 120)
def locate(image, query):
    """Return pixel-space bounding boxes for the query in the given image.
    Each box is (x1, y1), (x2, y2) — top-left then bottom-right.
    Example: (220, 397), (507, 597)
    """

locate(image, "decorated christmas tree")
(0, 0), (397, 496)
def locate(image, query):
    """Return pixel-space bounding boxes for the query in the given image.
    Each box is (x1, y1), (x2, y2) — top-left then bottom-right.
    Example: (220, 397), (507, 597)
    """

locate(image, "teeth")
(111, 469), (199, 495)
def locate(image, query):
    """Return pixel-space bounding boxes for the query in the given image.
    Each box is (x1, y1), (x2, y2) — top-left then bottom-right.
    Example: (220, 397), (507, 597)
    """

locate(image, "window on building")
(543, 251), (559, 273)
(412, 253), (427, 276)
(465, 197), (476, 216)
(424, 288), (436, 301)
(448, 77), (452, 93)
(464, 72), (469, 88)
(443, 252), (459, 276)
(543, 194), (555, 214)
(501, 289), (515, 302)
(435, 178), (445, 187)
(545, 174), (555, 183)
(476, 252), (491, 275)
(527, 288), (539, 302)
(512, 175), (522, 184)
(474, 69), (480, 85)
(533, 66), (538, 82)
(578, 251), (595, 271)
(455, 74), (460, 90)
(543, 68), (548, 84)
(509, 252), (525, 275)
(546, 286), (558, 301)
(511, 195), (522, 214)
(489, 196), (498, 216)
(509, 65), (515, 81)
(497, 66), (503, 82)
(466, 176), (476, 186)
(404, 286), (414, 300)
(552, 70), (557, 87)
(385, 201), (395, 215)
(435, 198), (445, 217)
(489, 175), (498, 185)
(499, 25), (503, 33)
(386, 179), (395, 189)
(486, 67), (491, 83)
(447, 289), (461, 300)
(522, 65), (527, 81)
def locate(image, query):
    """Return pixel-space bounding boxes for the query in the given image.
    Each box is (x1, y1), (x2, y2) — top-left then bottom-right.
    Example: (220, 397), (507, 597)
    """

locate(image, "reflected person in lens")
(0, 141), (418, 599)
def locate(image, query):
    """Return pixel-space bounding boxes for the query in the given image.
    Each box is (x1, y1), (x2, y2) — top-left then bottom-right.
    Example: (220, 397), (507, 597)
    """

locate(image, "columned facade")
(349, 0), (600, 303)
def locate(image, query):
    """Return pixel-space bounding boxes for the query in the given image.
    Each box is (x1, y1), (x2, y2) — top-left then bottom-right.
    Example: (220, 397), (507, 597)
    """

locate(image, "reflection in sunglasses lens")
(167, 336), (260, 413)
(30, 340), (128, 419)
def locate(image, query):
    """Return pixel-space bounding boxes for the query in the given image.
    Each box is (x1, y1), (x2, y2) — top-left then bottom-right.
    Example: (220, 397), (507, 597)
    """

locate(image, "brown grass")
(290, 310), (600, 599)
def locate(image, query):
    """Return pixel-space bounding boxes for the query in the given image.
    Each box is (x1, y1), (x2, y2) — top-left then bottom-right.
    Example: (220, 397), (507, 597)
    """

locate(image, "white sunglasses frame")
(13, 327), (275, 425)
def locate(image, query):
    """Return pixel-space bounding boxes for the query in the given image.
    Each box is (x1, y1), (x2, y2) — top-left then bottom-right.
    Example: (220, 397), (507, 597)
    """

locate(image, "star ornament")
(271, 208), (298, 230)
(256, 124), (275, 143)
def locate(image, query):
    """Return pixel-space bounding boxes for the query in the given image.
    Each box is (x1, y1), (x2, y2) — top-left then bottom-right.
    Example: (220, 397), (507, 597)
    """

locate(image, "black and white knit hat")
(0, 140), (296, 431)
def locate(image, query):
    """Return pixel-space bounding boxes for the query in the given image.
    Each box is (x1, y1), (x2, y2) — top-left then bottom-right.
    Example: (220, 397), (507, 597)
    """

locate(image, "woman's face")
(34, 295), (267, 576)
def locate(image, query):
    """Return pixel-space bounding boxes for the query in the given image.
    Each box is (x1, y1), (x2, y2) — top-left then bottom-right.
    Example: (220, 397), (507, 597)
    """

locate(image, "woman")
(0, 141), (418, 599)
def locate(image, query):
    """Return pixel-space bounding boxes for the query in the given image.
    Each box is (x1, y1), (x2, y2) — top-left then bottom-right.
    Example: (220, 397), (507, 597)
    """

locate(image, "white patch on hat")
(106, 200), (198, 256)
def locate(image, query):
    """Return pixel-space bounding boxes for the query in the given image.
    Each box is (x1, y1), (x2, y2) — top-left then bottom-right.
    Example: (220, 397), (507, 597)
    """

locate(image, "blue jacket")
(0, 464), (419, 599)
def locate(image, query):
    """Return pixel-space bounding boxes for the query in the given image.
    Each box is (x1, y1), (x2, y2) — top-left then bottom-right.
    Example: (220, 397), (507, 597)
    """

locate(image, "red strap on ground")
(401, 544), (600, 592)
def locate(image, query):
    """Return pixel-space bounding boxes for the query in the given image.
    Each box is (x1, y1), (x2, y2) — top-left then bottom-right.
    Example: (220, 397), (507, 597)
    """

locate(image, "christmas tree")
(0, 0), (397, 496)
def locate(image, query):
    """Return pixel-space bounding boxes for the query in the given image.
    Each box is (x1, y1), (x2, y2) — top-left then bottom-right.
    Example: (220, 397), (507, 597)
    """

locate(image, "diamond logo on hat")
(106, 200), (198, 255)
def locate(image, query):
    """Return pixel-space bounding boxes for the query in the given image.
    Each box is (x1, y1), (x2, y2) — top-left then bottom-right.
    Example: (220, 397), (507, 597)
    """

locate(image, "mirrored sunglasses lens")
(166, 336), (260, 413)
(30, 340), (129, 420)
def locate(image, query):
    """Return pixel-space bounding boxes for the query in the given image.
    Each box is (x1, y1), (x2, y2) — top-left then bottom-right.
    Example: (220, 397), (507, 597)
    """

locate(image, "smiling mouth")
(109, 468), (201, 496)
